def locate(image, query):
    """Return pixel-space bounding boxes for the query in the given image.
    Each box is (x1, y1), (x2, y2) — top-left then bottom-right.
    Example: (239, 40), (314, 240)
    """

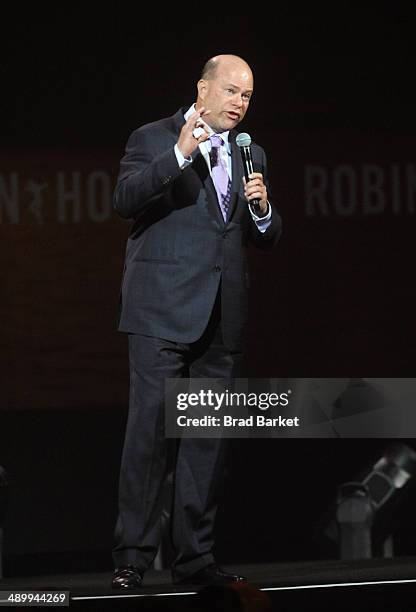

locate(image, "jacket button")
(213, 265), (221, 272)
(222, 232), (228, 238)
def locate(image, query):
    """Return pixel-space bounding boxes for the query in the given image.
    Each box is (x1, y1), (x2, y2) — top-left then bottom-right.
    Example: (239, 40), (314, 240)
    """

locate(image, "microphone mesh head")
(236, 132), (252, 148)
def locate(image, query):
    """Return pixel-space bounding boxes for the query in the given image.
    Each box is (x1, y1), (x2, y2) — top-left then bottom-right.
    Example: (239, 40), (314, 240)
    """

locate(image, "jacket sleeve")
(248, 148), (282, 250)
(113, 126), (183, 220)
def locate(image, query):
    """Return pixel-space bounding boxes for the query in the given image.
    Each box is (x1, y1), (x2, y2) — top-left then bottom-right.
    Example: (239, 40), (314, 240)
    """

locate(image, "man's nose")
(232, 94), (243, 107)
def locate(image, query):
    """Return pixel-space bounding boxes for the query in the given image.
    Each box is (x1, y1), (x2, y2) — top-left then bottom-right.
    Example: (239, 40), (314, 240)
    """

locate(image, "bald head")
(196, 55), (254, 133)
(201, 54), (253, 82)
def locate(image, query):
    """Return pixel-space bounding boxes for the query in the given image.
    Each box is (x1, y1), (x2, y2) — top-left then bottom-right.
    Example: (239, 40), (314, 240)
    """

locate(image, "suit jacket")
(114, 107), (282, 350)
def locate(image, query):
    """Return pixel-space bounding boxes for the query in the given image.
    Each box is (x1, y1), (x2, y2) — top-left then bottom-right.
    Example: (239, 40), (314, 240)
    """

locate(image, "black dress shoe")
(112, 565), (143, 589)
(174, 564), (246, 585)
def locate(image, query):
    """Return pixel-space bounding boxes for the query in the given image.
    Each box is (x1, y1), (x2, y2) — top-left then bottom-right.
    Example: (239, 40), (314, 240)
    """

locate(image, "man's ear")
(197, 79), (208, 101)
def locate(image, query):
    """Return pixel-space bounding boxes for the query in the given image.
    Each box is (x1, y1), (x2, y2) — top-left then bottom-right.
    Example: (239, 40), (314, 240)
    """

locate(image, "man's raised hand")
(177, 107), (211, 158)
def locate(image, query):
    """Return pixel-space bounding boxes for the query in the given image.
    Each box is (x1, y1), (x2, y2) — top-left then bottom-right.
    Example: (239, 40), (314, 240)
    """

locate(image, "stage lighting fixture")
(318, 442), (416, 560)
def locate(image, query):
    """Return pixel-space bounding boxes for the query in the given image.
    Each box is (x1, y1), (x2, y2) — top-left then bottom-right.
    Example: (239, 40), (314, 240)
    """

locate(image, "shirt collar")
(184, 104), (230, 150)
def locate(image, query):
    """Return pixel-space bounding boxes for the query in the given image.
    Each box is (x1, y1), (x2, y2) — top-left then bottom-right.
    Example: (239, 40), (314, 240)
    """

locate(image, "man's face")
(198, 63), (253, 133)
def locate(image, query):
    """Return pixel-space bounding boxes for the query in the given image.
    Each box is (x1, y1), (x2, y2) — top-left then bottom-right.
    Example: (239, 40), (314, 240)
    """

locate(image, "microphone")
(235, 132), (261, 214)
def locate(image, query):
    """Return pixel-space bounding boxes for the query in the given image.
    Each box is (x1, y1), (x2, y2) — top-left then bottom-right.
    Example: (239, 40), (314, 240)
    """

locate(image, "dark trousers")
(112, 293), (244, 580)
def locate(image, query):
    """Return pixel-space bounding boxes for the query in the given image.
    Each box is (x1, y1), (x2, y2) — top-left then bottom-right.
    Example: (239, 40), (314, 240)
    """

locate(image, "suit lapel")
(171, 107), (187, 134)
(191, 150), (225, 226)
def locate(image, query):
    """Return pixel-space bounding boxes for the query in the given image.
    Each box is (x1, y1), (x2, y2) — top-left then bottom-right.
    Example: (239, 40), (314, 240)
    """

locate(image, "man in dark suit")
(112, 54), (282, 589)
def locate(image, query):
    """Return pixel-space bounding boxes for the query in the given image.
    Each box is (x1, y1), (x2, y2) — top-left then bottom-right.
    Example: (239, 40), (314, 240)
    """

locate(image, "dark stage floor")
(1, 558), (416, 610)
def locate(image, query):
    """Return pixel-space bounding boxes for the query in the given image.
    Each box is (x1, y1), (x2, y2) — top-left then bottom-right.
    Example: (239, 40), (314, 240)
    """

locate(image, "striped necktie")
(209, 134), (232, 221)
